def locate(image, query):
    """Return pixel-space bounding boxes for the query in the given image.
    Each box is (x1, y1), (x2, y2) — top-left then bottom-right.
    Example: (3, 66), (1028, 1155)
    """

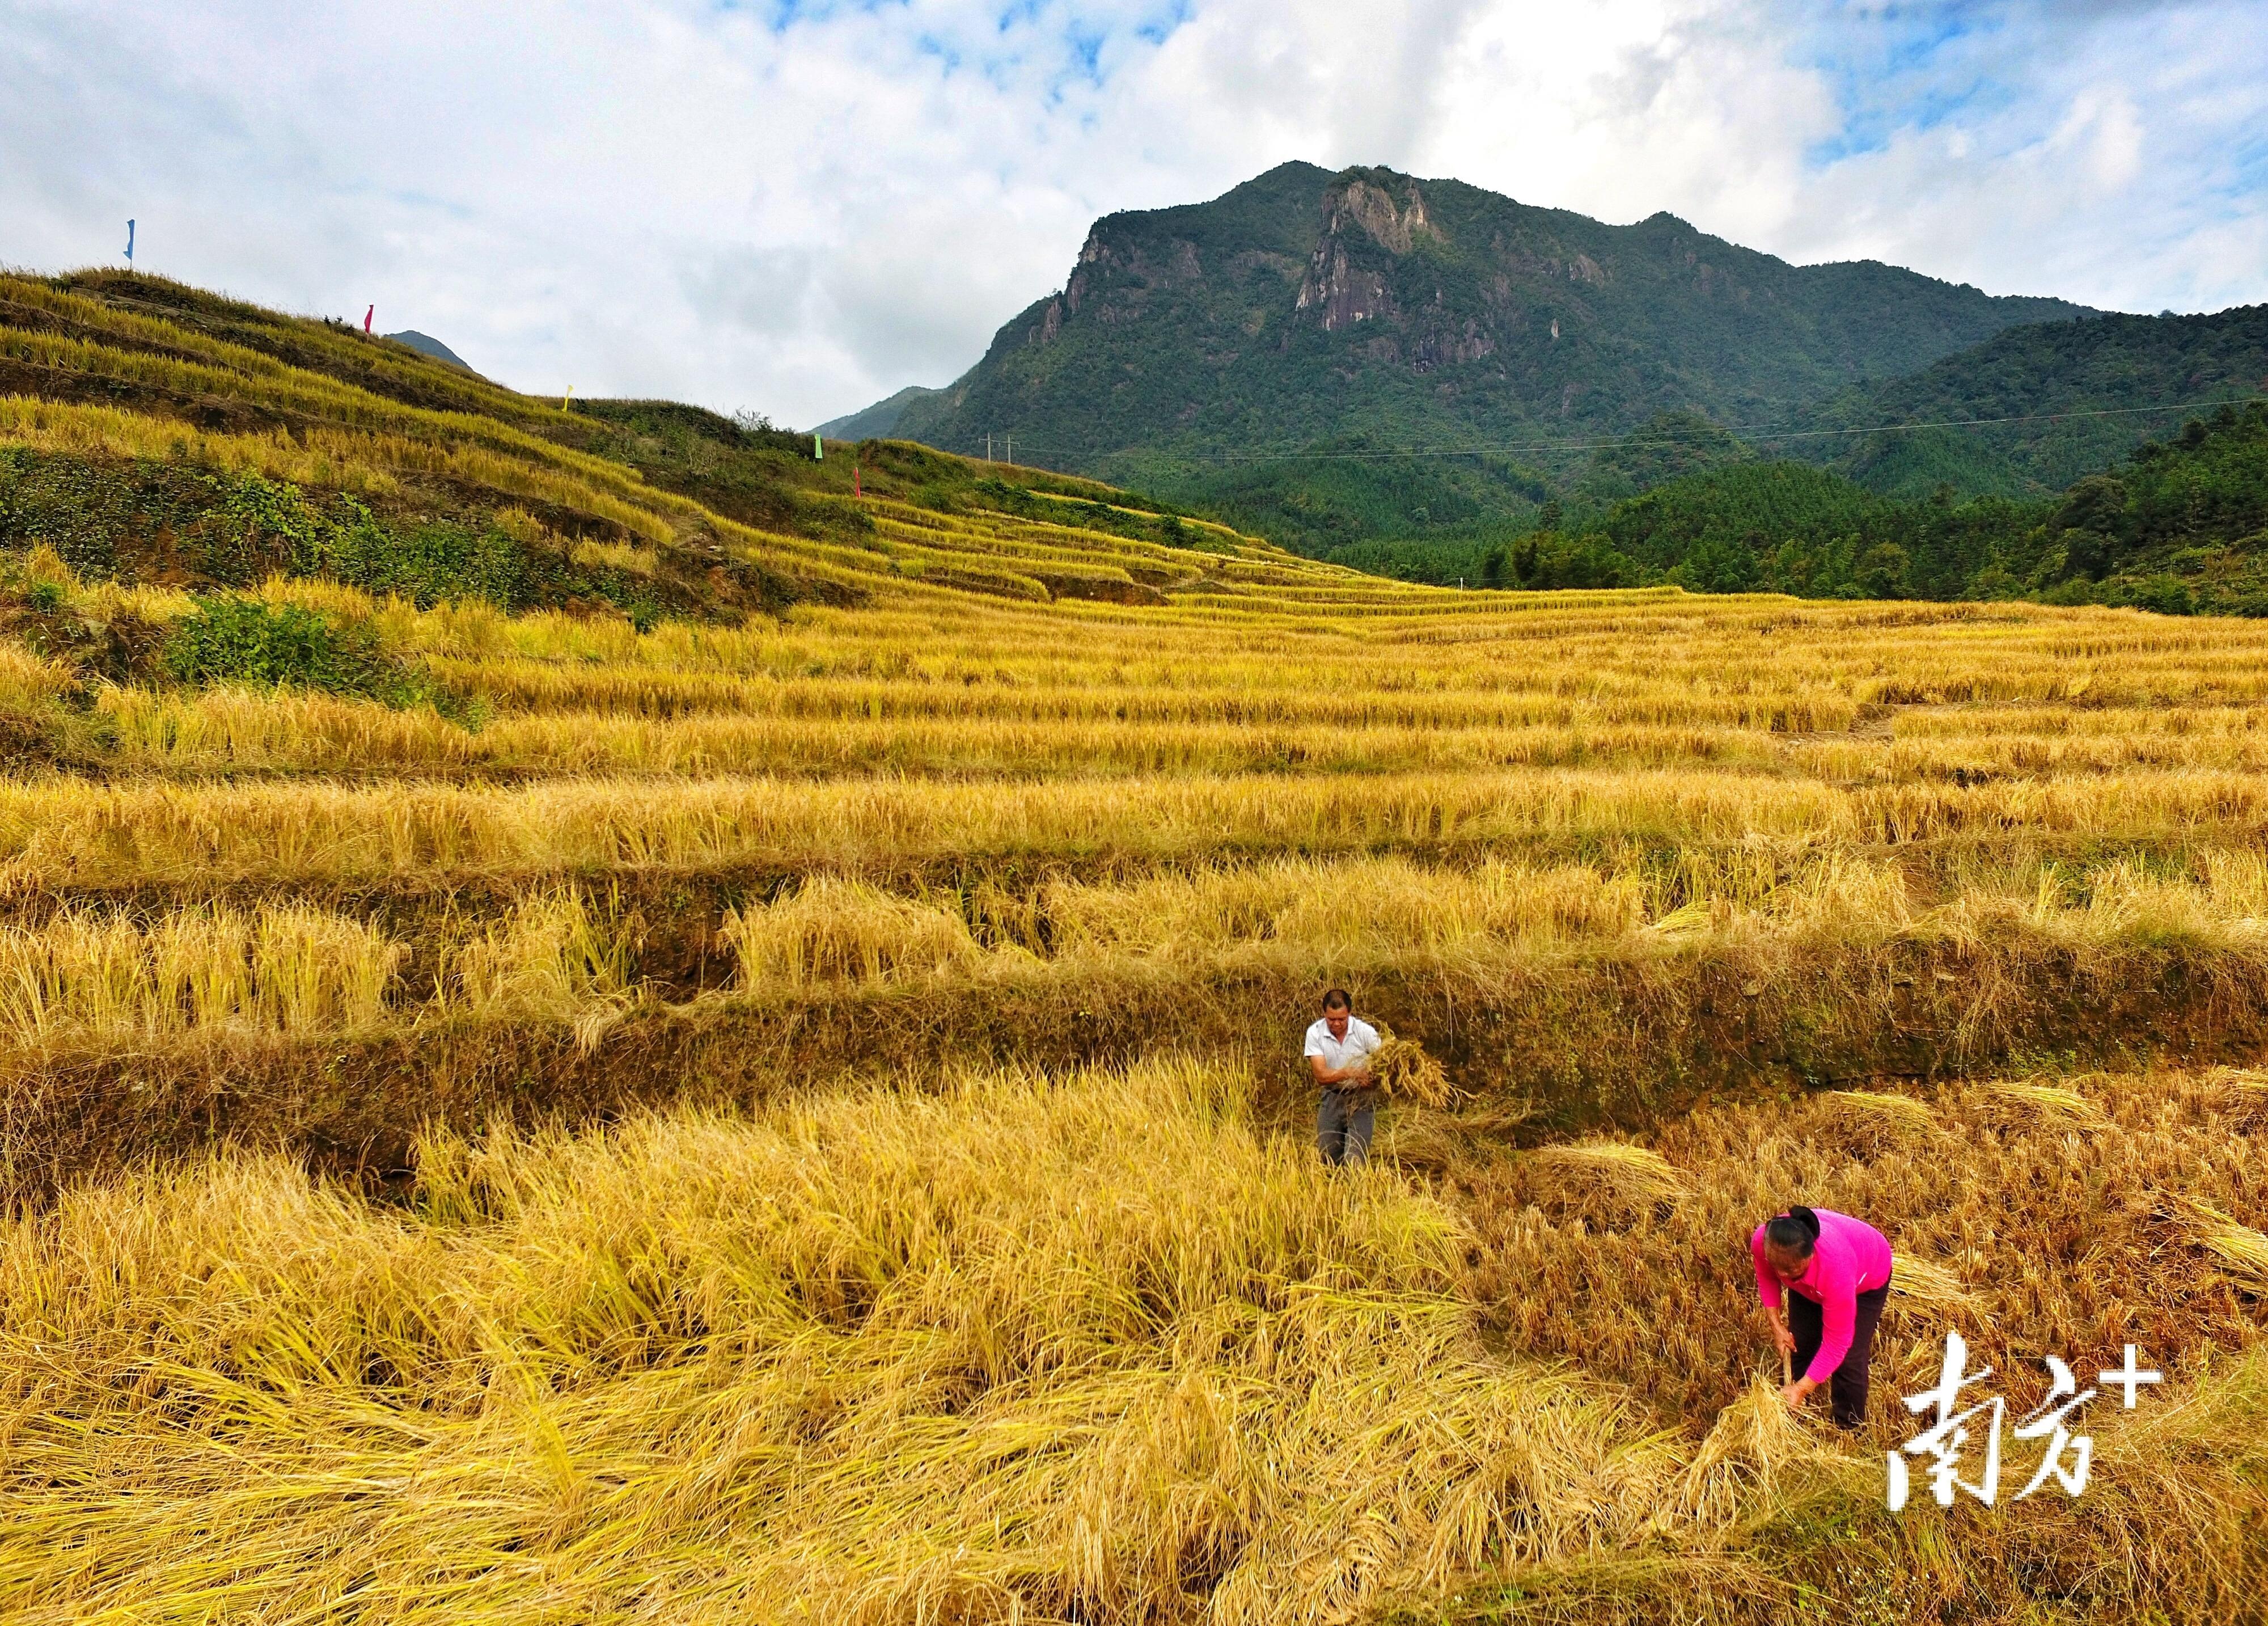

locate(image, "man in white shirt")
(1304, 987), (1382, 1166)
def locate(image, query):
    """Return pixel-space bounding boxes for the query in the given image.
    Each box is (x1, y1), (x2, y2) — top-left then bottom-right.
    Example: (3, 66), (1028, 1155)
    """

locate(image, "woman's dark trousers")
(1788, 1279), (1891, 1427)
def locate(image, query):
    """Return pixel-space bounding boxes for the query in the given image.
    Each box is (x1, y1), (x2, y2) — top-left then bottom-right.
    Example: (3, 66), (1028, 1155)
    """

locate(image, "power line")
(979, 392), (2268, 470)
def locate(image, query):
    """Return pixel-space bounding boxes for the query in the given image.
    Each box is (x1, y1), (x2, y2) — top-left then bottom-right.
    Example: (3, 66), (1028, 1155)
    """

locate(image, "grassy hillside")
(3, 271), (2267, 1624)
(0, 270), (1270, 620)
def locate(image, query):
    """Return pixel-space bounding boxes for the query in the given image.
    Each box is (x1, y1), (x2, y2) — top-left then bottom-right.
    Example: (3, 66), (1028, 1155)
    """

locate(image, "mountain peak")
(382, 330), (473, 372)
(873, 162), (2090, 517)
(1319, 171), (1437, 255)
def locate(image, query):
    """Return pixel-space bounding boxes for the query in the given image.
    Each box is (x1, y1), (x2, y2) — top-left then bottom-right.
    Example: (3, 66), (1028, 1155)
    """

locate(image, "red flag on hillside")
(363, 305), (373, 334)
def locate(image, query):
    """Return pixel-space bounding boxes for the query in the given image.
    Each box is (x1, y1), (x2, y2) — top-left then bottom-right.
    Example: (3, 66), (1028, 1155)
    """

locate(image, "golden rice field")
(2, 272), (2265, 1622)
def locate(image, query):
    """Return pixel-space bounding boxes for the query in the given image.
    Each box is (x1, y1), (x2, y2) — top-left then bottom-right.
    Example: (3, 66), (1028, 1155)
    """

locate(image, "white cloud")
(1, 0), (2262, 425)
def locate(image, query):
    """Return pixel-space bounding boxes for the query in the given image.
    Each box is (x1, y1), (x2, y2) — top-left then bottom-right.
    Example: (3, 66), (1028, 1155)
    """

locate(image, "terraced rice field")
(1, 272), (2263, 1622)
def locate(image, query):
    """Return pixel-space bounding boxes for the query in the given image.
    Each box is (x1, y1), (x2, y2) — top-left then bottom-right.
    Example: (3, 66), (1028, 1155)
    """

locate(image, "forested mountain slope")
(842, 164), (2268, 581)
(882, 162), (2083, 540)
(1813, 303), (2268, 498)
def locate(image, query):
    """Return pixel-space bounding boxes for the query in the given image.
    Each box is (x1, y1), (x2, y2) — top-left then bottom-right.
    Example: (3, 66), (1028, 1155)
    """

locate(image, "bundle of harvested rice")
(1823, 1088), (1937, 1137)
(1821, 1087), (1940, 1157)
(1887, 1256), (1980, 1312)
(2185, 1198), (2268, 1290)
(1675, 1378), (1851, 1528)
(1985, 1079), (2109, 1126)
(1527, 1141), (1695, 1207)
(2216, 1068), (2268, 1127)
(1366, 1033), (1454, 1106)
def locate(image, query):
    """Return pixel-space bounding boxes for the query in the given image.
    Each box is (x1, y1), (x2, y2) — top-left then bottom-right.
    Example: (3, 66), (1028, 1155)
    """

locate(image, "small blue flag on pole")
(124, 220), (135, 263)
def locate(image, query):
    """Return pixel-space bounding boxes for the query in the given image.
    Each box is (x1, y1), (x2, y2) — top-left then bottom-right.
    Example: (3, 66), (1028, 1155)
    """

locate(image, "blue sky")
(3, 0), (2263, 424)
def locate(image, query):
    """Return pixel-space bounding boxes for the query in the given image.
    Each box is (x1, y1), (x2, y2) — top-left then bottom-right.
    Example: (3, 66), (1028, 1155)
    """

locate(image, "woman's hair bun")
(1765, 1205), (1821, 1256)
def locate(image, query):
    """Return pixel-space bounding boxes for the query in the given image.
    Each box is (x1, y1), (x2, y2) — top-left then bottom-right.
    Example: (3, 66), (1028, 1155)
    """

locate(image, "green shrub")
(161, 598), (425, 706)
(299, 505), (532, 608)
(2119, 573), (2197, 616)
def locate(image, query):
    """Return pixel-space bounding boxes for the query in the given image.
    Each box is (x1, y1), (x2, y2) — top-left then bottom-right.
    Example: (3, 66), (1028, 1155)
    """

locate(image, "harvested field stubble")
(1, 1062), (1683, 1623)
(4, 1060), (2263, 1625)
(1465, 1066), (2268, 1430)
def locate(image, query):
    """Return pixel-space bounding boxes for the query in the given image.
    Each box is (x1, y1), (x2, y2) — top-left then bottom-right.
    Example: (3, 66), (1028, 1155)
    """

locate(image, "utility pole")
(1006, 434), (1013, 467)
(986, 434), (992, 462)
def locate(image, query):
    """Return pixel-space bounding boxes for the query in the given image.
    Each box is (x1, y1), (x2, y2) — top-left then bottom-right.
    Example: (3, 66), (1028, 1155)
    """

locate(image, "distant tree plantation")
(1342, 402), (2268, 615)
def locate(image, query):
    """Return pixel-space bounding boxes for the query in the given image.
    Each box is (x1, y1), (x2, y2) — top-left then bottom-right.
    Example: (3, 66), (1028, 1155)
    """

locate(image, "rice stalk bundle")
(1641, 901), (1714, 943)
(1365, 1034), (1454, 1106)
(1887, 1256), (1981, 1312)
(2185, 1200), (2268, 1291)
(1822, 1088), (1937, 1137)
(1525, 1142), (1694, 1207)
(2216, 1068), (2268, 1126)
(1672, 1380), (1851, 1534)
(1986, 1079), (2109, 1127)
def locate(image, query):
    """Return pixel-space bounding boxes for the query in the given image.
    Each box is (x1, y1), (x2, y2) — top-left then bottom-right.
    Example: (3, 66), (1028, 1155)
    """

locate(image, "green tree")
(1857, 542), (1912, 597)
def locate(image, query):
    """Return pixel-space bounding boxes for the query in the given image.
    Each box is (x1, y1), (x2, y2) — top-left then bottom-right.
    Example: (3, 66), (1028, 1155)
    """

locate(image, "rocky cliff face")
(1294, 175), (1507, 370)
(1295, 177), (1424, 330)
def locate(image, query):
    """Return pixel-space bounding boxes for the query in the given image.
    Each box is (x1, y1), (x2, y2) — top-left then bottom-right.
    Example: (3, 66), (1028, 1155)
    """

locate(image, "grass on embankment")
(9, 899), (2268, 1200)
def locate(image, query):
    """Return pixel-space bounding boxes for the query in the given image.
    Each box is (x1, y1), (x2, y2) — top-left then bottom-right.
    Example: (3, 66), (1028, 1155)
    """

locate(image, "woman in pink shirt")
(1751, 1205), (1895, 1426)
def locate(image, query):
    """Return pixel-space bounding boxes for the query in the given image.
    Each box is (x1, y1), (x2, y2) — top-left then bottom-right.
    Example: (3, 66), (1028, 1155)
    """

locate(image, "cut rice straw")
(1985, 1079), (2109, 1126)
(1823, 1088), (1937, 1136)
(1887, 1256), (1981, 1311)
(1525, 1142), (1695, 1206)
(2185, 1199), (2268, 1290)
(1366, 1034), (1455, 1106)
